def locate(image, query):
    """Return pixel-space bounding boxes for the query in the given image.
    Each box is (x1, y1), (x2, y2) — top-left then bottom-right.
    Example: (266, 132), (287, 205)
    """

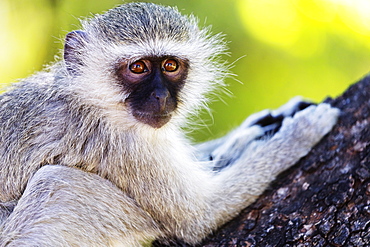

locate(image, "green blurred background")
(1, 0), (370, 142)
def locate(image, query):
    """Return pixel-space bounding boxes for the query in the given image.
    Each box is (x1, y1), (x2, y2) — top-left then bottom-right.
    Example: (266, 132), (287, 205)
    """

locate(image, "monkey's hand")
(262, 103), (340, 174)
(207, 97), (317, 171)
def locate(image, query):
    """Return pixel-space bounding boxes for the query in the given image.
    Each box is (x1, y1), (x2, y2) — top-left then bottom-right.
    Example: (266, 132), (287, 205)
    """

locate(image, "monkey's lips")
(133, 111), (172, 129)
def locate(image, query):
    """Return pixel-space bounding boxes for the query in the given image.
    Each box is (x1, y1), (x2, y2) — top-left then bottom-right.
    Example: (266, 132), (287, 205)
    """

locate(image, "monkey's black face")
(117, 56), (188, 128)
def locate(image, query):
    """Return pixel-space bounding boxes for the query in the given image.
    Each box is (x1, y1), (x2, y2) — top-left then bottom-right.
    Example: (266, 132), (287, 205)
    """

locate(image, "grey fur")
(0, 3), (339, 246)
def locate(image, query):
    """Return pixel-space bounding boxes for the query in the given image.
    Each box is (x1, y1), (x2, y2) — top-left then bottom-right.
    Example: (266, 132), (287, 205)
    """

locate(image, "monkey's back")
(0, 68), (108, 202)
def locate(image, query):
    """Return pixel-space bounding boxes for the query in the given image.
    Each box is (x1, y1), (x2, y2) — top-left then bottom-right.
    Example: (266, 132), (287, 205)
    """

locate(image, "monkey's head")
(63, 3), (227, 129)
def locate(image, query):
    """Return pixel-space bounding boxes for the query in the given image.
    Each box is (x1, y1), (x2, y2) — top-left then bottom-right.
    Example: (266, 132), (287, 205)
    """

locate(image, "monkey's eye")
(129, 61), (148, 74)
(163, 59), (178, 72)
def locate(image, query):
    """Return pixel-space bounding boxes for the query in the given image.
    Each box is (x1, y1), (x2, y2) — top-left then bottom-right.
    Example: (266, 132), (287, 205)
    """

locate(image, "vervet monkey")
(0, 2), (339, 246)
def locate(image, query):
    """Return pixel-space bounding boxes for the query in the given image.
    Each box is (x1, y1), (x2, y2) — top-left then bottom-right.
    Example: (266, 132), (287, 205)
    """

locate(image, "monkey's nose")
(151, 88), (170, 112)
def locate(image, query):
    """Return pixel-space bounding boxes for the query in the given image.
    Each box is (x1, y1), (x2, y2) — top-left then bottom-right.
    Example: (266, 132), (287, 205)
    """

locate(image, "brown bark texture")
(200, 75), (370, 246)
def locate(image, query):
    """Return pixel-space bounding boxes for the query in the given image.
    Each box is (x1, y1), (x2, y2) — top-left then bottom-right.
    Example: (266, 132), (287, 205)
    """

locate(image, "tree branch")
(201, 74), (370, 246)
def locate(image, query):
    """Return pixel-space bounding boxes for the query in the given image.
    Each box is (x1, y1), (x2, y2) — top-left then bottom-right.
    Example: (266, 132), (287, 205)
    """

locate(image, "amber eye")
(129, 61), (147, 74)
(163, 59), (178, 72)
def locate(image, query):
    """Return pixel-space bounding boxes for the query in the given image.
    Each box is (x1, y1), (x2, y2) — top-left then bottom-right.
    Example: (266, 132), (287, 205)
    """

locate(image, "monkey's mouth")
(133, 111), (172, 129)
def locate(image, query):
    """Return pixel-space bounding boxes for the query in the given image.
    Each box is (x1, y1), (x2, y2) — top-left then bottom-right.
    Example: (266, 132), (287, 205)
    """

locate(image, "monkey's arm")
(195, 104), (339, 231)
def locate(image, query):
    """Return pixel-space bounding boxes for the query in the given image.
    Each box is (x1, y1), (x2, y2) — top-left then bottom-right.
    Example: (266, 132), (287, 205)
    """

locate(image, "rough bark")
(200, 74), (370, 246)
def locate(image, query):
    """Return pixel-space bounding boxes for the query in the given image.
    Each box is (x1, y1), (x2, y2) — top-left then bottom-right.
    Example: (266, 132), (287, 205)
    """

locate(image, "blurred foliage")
(1, 0), (370, 142)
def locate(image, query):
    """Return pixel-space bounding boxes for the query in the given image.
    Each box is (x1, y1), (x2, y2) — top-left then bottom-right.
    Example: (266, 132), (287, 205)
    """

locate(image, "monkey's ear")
(64, 30), (89, 75)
